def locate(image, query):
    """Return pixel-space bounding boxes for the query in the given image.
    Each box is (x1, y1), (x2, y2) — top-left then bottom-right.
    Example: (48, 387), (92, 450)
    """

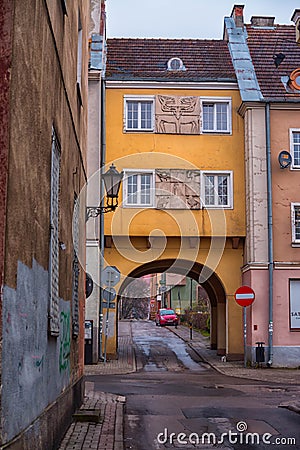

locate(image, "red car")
(155, 308), (178, 327)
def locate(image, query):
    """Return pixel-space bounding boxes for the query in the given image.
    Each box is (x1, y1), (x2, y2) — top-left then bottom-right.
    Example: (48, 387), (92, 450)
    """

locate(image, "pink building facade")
(226, 6), (300, 366)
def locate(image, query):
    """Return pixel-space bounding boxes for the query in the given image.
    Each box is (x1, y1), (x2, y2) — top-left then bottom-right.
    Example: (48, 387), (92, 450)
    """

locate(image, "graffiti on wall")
(59, 310), (71, 373)
(2, 260), (73, 442)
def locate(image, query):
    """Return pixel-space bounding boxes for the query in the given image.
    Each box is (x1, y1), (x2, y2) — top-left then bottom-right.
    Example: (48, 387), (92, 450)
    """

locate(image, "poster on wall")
(290, 280), (300, 330)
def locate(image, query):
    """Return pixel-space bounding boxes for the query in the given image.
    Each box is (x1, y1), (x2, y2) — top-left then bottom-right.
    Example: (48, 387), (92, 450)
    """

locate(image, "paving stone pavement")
(167, 325), (300, 385)
(58, 390), (125, 450)
(58, 320), (300, 449)
(58, 322), (134, 450)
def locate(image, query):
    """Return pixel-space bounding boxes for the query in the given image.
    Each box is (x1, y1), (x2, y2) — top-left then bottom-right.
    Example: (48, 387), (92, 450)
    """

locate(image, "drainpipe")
(265, 102), (273, 366)
(98, 77), (106, 360)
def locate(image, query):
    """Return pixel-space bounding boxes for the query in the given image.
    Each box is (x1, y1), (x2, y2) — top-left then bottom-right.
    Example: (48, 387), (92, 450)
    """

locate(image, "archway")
(118, 259), (226, 355)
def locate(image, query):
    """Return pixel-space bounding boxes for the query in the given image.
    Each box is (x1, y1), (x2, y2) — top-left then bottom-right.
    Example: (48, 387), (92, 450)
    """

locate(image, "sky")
(106, 0), (299, 39)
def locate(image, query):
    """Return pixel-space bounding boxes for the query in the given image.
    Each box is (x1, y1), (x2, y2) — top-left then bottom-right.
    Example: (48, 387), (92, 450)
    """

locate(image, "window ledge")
(124, 129), (154, 133)
(122, 204), (154, 209)
(203, 206), (233, 210)
(201, 130), (231, 135)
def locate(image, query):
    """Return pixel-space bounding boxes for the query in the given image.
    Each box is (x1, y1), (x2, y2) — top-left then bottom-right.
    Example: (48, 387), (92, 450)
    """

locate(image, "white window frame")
(290, 279), (300, 330)
(72, 195), (80, 337)
(291, 203), (300, 244)
(124, 95), (155, 132)
(200, 97), (232, 134)
(201, 171), (233, 209)
(167, 57), (186, 71)
(49, 127), (61, 336)
(123, 169), (155, 208)
(289, 129), (300, 169)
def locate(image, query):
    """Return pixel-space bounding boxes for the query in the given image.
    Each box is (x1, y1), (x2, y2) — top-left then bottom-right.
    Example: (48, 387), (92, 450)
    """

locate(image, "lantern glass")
(102, 164), (123, 199)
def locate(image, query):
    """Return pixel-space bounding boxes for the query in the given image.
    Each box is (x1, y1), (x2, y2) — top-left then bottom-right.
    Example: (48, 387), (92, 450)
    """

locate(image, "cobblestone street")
(58, 320), (300, 449)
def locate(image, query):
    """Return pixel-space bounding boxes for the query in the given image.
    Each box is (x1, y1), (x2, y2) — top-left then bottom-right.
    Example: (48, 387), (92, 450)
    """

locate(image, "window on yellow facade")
(202, 171), (233, 208)
(123, 170), (155, 207)
(201, 98), (231, 134)
(124, 96), (155, 131)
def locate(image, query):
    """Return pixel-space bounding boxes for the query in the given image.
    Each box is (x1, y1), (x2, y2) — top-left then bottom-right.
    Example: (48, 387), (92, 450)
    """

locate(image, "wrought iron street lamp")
(86, 164), (123, 221)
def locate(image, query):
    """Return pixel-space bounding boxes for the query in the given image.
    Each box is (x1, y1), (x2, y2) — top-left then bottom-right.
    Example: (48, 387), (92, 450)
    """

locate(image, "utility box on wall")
(84, 320), (93, 365)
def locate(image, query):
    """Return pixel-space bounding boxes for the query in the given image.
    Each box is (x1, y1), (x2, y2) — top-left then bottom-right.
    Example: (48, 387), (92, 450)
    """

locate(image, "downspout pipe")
(265, 102), (273, 366)
(98, 76), (106, 360)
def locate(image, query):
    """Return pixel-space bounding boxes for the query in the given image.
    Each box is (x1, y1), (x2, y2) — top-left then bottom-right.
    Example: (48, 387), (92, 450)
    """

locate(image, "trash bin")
(255, 341), (265, 363)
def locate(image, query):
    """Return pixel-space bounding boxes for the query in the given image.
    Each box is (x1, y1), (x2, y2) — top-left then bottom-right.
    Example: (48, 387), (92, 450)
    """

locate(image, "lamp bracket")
(86, 205), (117, 221)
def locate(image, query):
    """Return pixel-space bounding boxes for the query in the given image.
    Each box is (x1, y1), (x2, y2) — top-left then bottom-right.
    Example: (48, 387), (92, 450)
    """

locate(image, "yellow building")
(103, 38), (245, 359)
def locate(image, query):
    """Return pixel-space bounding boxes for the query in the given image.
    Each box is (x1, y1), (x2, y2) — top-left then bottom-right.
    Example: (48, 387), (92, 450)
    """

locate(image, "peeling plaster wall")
(242, 106), (300, 367)
(2, 260), (71, 443)
(0, 0), (89, 446)
(244, 107), (268, 264)
(89, 0), (101, 35)
(0, 1), (14, 439)
(271, 109), (300, 261)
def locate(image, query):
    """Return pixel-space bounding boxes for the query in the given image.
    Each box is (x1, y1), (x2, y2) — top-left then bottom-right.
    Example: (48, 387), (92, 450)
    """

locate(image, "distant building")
(85, 0), (107, 364)
(0, 1), (89, 447)
(225, 5), (300, 367)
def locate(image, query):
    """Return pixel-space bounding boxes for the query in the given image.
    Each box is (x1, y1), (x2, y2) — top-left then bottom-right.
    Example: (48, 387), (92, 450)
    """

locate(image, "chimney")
(291, 9), (300, 44)
(100, 0), (106, 37)
(230, 5), (245, 29)
(250, 16), (275, 28)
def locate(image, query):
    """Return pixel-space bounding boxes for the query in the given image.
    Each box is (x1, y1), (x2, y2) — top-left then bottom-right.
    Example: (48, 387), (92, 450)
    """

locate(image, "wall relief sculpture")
(155, 95), (200, 134)
(155, 169), (200, 209)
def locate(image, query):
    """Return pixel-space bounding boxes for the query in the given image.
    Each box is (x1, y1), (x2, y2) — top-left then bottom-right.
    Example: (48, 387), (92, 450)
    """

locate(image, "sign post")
(101, 266), (120, 363)
(234, 286), (255, 368)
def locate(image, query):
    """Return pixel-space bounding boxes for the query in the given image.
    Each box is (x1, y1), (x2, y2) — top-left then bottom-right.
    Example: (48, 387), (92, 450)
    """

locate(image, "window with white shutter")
(49, 128), (61, 336)
(72, 195), (80, 337)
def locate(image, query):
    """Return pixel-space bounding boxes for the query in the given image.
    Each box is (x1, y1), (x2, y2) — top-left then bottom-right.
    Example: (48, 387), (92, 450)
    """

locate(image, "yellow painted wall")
(104, 87), (245, 357)
(105, 88), (245, 238)
(103, 237), (244, 356)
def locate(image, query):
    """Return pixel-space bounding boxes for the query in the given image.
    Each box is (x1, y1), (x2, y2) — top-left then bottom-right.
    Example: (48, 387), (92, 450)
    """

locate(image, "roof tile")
(106, 38), (236, 82)
(246, 24), (300, 100)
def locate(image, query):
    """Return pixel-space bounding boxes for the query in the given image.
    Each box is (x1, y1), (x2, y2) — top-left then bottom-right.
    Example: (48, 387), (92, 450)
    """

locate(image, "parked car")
(155, 308), (178, 327)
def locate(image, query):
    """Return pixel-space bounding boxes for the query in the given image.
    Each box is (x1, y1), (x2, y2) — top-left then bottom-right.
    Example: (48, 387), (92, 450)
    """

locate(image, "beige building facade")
(1, 1), (89, 447)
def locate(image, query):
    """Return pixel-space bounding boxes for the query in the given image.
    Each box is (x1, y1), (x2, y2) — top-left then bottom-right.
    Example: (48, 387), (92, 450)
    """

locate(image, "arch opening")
(118, 259), (227, 355)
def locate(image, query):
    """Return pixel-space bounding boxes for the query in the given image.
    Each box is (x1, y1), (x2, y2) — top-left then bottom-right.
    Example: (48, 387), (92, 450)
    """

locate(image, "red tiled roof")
(106, 38), (236, 82)
(246, 24), (300, 100)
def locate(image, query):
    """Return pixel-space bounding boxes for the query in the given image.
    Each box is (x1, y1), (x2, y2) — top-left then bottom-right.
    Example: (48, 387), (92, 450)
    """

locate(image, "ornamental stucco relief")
(155, 95), (200, 134)
(155, 169), (200, 209)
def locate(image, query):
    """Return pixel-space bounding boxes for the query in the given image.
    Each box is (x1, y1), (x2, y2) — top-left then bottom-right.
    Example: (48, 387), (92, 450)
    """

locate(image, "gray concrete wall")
(248, 345), (300, 368)
(2, 260), (72, 443)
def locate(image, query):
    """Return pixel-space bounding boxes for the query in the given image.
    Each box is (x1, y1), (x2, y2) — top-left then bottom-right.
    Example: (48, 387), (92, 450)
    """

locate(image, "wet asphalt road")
(87, 321), (300, 450)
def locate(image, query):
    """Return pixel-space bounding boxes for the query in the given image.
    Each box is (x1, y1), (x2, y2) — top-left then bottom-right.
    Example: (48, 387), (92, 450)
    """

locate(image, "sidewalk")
(167, 324), (300, 385)
(58, 321), (300, 449)
(58, 390), (125, 450)
(167, 324), (300, 415)
(84, 321), (136, 376)
(58, 321), (135, 450)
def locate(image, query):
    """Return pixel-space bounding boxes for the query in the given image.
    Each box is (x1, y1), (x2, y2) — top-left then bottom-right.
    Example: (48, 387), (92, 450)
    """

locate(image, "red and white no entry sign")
(234, 285), (255, 307)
